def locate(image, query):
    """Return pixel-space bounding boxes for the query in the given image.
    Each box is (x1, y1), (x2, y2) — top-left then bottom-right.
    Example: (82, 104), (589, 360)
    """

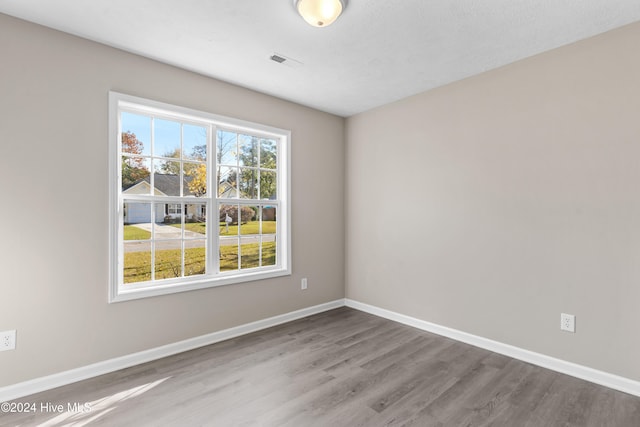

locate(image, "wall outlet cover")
(560, 313), (575, 333)
(0, 330), (16, 351)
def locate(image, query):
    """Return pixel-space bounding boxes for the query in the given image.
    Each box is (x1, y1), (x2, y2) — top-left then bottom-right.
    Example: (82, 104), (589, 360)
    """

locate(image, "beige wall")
(346, 22), (640, 381)
(0, 14), (345, 386)
(3, 9), (640, 389)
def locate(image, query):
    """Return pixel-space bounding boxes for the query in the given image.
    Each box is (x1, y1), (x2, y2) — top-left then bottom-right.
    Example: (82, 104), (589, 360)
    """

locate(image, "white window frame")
(108, 92), (291, 302)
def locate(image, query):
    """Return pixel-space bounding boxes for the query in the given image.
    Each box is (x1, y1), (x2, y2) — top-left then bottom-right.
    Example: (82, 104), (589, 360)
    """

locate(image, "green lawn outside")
(220, 241), (277, 271)
(220, 220), (276, 236)
(124, 242), (276, 283)
(123, 225), (151, 241)
(184, 223), (207, 234)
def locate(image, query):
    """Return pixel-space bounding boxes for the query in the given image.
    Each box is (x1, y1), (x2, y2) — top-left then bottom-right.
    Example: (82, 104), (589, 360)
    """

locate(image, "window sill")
(109, 267), (291, 303)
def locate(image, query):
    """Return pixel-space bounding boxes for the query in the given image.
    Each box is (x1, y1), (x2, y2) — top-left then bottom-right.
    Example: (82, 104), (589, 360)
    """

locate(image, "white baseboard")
(345, 298), (640, 397)
(0, 299), (344, 403)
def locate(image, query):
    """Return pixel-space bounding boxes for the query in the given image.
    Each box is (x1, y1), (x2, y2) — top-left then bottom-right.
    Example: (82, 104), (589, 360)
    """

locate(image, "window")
(109, 92), (290, 302)
(167, 204), (182, 215)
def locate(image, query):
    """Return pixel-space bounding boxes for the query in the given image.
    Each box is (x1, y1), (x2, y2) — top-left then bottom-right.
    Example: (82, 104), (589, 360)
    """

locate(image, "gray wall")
(0, 14), (345, 386)
(346, 22), (640, 381)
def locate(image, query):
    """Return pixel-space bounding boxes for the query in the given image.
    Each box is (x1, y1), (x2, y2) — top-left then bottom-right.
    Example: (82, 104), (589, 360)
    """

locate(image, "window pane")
(219, 204), (238, 236)
(239, 134), (258, 167)
(153, 159), (180, 181)
(220, 238), (238, 271)
(261, 239), (276, 267)
(240, 237), (260, 269)
(155, 202), (182, 229)
(121, 112), (151, 156)
(261, 206), (276, 267)
(122, 157), (151, 191)
(123, 244), (151, 284)
(183, 124), (207, 161)
(153, 160), (182, 196)
(183, 161), (197, 179)
(217, 130), (238, 166)
(262, 206), (277, 234)
(240, 168), (258, 199)
(154, 246), (183, 280)
(260, 171), (276, 200)
(185, 203), (207, 237)
(218, 166), (238, 198)
(185, 163), (207, 197)
(260, 139), (277, 169)
(184, 243), (206, 277)
(123, 202), (152, 231)
(154, 118), (181, 158)
(123, 203), (150, 272)
(240, 206), (259, 235)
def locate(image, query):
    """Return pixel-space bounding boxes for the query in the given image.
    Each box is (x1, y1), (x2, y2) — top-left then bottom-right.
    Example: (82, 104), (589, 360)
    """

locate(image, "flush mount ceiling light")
(294, 0), (348, 27)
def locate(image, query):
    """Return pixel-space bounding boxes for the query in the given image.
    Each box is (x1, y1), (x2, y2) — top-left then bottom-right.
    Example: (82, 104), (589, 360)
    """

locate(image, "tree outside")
(122, 131), (150, 188)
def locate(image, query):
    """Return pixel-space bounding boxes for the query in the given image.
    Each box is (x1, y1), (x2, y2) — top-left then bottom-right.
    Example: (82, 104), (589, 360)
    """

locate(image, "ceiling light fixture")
(294, 0), (348, 28)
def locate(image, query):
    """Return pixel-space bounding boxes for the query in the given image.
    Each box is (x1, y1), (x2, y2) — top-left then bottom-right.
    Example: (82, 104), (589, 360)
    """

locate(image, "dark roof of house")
(124, 174), (195, 196)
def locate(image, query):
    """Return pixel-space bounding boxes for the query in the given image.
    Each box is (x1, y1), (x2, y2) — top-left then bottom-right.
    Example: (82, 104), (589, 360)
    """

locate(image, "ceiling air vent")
(270, 54), (287, 64)
(269, 53), (303, 69)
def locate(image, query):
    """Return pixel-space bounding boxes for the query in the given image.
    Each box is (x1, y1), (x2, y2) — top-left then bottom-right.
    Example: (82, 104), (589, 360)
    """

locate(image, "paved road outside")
(124, 223), (274, 253)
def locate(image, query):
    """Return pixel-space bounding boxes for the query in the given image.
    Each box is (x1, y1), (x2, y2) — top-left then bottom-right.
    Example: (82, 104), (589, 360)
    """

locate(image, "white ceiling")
(1, 1), (639, 117)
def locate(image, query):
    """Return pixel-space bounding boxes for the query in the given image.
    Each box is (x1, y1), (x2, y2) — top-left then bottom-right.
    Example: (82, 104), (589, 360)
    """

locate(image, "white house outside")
(123, 175), (205, 224)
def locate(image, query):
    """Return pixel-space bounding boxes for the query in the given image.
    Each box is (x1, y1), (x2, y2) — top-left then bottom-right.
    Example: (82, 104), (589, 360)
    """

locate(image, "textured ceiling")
(1, 1), (639, 117)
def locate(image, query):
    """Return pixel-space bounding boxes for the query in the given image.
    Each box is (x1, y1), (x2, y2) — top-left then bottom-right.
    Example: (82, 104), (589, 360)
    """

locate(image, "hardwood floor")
(4, 307), (640, 426)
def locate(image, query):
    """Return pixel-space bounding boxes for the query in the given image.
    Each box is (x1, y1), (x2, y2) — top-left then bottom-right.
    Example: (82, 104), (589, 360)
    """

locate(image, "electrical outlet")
(301, 278), (308, 290)
(0, 330), (16, 351)
(560, 313), (575, 333)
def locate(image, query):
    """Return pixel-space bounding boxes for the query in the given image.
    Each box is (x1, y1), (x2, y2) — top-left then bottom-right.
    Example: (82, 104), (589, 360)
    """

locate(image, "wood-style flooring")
(3, 307), (640, 426)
